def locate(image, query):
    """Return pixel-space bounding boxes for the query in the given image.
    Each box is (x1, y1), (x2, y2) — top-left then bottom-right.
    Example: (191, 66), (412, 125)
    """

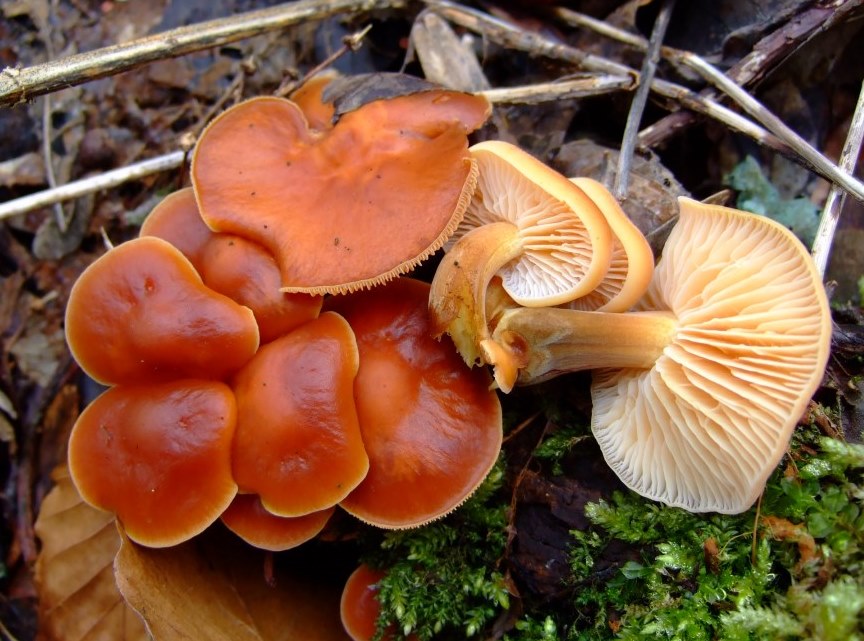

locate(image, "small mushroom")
(340, 565), (389, 641)
(140, 188), (322, 343)
(429, 140), (613, 367)
(191, 85), (491, 294)
(488, 198), (832, 513)
(220, 494), (335, 551)
(65, 236), (259, 385)
(231, 312), (369, 517)
(68, 380), (238, 547)
(326, 278), (502, 528)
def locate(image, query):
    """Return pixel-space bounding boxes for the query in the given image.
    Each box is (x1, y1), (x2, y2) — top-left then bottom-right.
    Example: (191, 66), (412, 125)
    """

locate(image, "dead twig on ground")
(0, 152), (185, 221)
(556, 3), (864, 204)
(613, 0), (675, 199)
(811, 82), (864, 275)
(0, 0), (405, 108)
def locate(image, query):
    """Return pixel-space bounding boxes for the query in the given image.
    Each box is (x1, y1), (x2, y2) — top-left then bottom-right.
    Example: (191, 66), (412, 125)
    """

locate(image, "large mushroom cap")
(68, 380), (238, 547)
(592, 197), (832, 513)
(191, 87), (491, 294)
(231, 312), (368, 517)
(326, 278), (502, 528)
(65, 236), (259, 386)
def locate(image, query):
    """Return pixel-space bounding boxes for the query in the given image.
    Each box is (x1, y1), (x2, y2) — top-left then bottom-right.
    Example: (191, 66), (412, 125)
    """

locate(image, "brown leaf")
(115, 525), (350, 641)
(34, 466), (150, 641)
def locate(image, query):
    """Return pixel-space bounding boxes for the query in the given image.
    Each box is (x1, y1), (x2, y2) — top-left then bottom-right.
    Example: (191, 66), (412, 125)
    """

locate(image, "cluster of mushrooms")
(63, 72), (832, 639)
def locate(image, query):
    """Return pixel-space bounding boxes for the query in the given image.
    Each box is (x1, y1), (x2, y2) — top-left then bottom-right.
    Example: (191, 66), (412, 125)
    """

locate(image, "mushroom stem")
(486, 307), (678, 389)
(429, 221), (523, 366)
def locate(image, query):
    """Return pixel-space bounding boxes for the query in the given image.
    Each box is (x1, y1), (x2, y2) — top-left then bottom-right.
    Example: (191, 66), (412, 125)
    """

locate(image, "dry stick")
(0, 0), (405, 108)
(679, 53), (864, 203)
(0, 152), (184, 221)
(613, 0), (675, 199)
(0, 78), (632, 219)
(555, 3), (864, 204)
(274, 24), (373, 97)
(41, 94), (68, 232)
(811, 81), (864, 276)
(637, 0), (863, 148)
(429, 2), (797, 156)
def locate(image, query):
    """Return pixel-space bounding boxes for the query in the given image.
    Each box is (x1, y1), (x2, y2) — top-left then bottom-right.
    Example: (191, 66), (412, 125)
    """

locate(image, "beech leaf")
(34, 466), (150, 641)
(115, 525), (350, 641)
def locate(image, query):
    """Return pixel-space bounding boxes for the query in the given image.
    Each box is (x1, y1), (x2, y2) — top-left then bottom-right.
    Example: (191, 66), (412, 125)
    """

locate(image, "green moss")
(364, 461), (511, 640)
(562, 430), (864, 640)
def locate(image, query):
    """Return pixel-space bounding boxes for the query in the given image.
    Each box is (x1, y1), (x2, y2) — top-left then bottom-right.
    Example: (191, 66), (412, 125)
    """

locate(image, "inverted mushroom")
(65, 236), (259, 385)
(68, 380), (238, 547)
(429, 140), (613, 367)
(326, 278), (502, 528)
(488, 198), (832, 513)
(564, 177), (654, 313)
(191, 82), (491, 294)
(231, 312), (368, 517)
(140, 188), (322, 343)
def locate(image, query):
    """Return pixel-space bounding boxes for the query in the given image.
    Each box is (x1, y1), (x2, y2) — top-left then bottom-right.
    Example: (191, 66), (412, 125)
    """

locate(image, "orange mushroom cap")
(65, 236), (259, 385)
(220, 494), (335, 551)
(340, 565), (391, 641)
(191, 86), (491, 294)
(231, 312), (368, 516)
(138, 187), (213, 267)
(68, 380), (238, 547)
(140, 188), (322, 343)
(326, 278), (502, 529)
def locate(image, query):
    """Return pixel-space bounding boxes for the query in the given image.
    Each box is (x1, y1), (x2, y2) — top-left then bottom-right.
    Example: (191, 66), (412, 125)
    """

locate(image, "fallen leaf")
(116, 524), (350, 641)
(34, 466), (150, 641)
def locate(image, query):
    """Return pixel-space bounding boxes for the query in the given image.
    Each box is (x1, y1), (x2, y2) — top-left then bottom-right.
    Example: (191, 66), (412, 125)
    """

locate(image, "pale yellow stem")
(487, 307), (678, 388)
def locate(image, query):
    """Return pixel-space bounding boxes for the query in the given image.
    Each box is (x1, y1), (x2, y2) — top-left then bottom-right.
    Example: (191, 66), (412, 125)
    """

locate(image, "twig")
(478, 75), (634, 104)
(274, 24), (373, 97)
(0, 0), (405, 108)
(613, 0), (675, 199)
(680, 53), (864, 204)
(556, 3), (864, 204)
(41, 94), (68, 232)
(0, 152), (184, 221)
(637, 0), (863, 147)
(427, 3), (795, 159)
(811, 81), (864, 275)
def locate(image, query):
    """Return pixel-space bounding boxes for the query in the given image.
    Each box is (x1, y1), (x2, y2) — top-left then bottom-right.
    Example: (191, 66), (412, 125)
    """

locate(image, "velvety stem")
(487, 306), (678, 388)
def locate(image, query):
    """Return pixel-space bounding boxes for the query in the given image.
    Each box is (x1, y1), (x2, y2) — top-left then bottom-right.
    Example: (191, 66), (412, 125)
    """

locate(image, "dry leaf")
(34, 466), (150, 641)
(116, 525), (350, 641)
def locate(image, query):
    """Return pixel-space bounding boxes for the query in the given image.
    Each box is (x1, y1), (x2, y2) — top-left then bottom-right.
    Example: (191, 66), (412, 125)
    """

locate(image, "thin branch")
(0, 152), (185, 221)
(275, 24), (373, 97)
(613, 0), (675, 199)
(0, 0), (405, 108)
(478, 74), (634, 104)
(41, 94), (68, 232)
(427, 3), (794, 158)
(811, 81), (864, 276)
(679, 53), (864, 204)
(430, 0), (864, 203)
